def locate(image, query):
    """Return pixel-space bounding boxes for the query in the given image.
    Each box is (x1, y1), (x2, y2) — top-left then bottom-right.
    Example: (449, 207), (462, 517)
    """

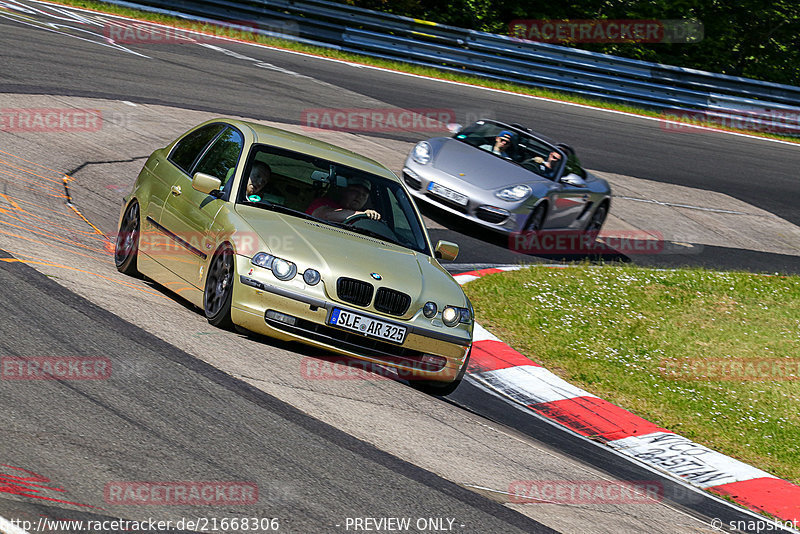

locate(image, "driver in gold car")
(305, 176), (381, 222)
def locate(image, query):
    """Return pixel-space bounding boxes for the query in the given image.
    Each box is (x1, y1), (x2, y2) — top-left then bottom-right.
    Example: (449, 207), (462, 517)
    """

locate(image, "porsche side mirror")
(192, 172), (222, 195)
(560, 173), (587, 188)
(435, 240), (459, 261)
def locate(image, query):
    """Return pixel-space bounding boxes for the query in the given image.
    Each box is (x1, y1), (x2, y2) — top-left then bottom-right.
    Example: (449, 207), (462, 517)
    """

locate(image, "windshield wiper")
(335, 224), (404, 248)
(252, 202), (317, 221)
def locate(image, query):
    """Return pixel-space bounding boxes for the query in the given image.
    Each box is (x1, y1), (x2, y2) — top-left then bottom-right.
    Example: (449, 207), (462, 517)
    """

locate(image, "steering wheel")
(342, 212), (372, 225)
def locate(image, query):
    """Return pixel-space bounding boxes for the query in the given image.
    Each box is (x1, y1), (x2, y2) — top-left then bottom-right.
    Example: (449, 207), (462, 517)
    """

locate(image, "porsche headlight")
(496, 184), (532, 202)
(411, 141), (432, 165)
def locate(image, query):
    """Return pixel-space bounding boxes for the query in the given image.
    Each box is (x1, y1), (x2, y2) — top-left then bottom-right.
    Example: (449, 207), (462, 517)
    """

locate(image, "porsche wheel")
(204, 245), (235, 329)
(525, 203), (547, 232)
(115, 201), (140, 276)
(585, 202), (608, 232)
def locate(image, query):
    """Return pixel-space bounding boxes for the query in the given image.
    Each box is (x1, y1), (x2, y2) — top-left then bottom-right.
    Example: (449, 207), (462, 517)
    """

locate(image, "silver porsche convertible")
(402, 120), (611, 235)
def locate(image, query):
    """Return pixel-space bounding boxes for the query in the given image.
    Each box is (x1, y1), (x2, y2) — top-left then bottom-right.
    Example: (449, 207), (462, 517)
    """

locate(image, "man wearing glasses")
(480, 130), (515, 158)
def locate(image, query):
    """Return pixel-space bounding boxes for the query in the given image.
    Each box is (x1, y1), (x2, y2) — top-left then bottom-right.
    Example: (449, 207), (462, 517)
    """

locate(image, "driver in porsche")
(306, 176), (381, 222)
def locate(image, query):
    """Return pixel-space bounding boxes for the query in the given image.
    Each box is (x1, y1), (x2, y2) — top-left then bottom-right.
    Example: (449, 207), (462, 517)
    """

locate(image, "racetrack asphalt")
(0, 248), (553, 533)
(0, 3), (798, 533)
(1, 3), (799, 274)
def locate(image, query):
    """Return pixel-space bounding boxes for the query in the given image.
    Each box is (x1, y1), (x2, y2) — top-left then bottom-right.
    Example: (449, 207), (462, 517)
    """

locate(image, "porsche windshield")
(453, 120), (564, 178)
(237, 145), (430, 254)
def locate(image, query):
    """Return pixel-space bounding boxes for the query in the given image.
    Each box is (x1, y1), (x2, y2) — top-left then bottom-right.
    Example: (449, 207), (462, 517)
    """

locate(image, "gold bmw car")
(115, 119), (473, 394)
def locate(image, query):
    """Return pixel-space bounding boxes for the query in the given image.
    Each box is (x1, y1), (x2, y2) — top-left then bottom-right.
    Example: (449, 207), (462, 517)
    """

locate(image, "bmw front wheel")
(204, 244), (235, 329)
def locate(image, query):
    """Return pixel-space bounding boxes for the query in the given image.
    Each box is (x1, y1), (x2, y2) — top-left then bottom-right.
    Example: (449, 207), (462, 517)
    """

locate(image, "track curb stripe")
(608, 432), (776, 488)
(529, 396), (669, 442)
(459, 268), (800, 522)
(709, 478), (800, 520)
(473, 366), (596, 405)
(470, 340), (540, 371)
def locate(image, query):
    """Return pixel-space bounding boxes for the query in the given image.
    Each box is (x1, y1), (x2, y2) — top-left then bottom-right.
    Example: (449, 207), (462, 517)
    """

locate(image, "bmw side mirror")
(435, 240), (459, 261)
(192, 172), (222, 195)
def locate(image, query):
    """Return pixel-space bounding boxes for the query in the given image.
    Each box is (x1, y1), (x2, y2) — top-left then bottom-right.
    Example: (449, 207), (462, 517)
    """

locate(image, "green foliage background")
(343, 0), (800, 86)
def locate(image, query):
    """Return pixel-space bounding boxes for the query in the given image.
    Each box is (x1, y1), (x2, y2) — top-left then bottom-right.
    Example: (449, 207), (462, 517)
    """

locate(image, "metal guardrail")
(107, 0), (800, 134)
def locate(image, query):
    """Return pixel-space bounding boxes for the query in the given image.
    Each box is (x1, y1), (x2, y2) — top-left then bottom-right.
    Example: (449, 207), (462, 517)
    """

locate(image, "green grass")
(463, 265), (800, 483)
(45, 0), (800, 144)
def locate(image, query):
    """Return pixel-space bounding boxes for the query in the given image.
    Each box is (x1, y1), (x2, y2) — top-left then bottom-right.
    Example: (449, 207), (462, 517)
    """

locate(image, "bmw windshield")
(237, 145), (431, 255)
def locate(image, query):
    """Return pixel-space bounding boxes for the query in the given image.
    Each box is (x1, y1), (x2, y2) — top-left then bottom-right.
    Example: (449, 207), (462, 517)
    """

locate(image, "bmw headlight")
(271, 257), (296, 281)
(496, 184), (532, 202)
(423, 301), (437, 318)
(459, 306), (473, 325)
(303, 268), (321, 286)
(411, 142), (432, 165)
(442, 306), (459, 327)
(251, 252), (297, 281)
(442, 305), (473, 327)
(251, 252), (272, 269)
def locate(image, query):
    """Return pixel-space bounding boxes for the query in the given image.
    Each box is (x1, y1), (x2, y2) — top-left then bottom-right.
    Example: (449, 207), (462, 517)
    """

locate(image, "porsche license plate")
(329, 308), (407, 344)
(428, 182), (469, 206)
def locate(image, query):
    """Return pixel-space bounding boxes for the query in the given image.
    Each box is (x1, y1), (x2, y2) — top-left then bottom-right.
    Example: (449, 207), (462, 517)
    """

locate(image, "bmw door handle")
(171, 185), (182, 196)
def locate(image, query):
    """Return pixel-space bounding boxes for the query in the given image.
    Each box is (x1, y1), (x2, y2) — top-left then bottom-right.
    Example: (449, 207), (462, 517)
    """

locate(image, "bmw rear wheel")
(115, 201), (140, 276)
(204, 244), (235, 328)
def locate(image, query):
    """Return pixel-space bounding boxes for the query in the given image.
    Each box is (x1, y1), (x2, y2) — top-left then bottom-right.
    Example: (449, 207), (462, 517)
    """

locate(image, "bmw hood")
(431, 138), (537, 189)
(234, 205), (466, 315)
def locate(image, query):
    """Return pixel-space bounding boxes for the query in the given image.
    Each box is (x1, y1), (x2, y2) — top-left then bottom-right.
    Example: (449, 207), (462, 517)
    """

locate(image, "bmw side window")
(168, 123), (226, 174)
(192, 127), (244, 184)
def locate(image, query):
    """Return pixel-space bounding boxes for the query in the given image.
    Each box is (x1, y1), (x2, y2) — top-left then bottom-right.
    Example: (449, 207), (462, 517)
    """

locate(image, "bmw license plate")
(329, 308), (407, 344)
(428, 182), (469, 206)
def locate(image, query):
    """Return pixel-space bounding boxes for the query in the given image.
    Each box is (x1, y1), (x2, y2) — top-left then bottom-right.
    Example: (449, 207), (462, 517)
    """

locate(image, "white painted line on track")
(0, 516), (31, 534)
(476, 365), (598, 404)
(609, 432), (777, 489)
(614, 196), (749, 214)
(471, 323), (501, 343)
(2, 0), (149, 57)
(464, 376), (799, 532)
(25, 0), (800, 148)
